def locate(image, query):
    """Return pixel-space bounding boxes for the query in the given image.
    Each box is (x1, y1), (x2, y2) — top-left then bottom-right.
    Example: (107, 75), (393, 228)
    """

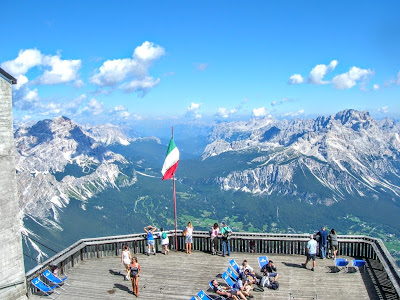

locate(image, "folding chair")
(198, 289), (224, 300)
(258, 256), (269, 269)
(352, 259), (366, 272)
(31, 277), (60, 299)
(335, 258), (349, 272)
(226, 266), (239, 281)
(229, 259), (240, 274)
(190, 297), (197, 300)
(222, 272), (236, 289)
(42, 270), (70, 290)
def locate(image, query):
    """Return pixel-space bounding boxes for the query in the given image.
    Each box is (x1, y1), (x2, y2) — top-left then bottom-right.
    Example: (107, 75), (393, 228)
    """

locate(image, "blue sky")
(1, 1), (400, 125)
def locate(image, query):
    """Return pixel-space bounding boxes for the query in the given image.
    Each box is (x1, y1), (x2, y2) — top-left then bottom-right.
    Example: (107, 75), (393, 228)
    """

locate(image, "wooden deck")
(29, 251), (399, 300)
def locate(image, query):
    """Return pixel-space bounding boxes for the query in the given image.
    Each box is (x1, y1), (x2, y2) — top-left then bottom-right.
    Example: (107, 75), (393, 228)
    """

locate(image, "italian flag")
(161, 137), (180, 180)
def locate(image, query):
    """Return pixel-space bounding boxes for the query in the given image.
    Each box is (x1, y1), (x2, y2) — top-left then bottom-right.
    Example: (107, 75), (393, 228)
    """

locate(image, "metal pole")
(171, 126), (178, 251)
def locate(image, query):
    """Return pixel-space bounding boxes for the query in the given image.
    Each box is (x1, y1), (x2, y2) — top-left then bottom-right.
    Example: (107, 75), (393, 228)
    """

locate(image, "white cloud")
(82, 98), (104, 115)
(1, 49), (42, 76)
(271, 97), (290, 106)
(119, 76), (160, 96)
(252, 107), (267, 117)
(373, 84), (380, 90)
(133, 41), (165, 62)
(38, 55), (81, 84)
(217, 107), (237, 118)
(308, 60), (338, 85)
(283, 109), (305, 117)
(378, 106), (389, 113)
(332, 67), (374, 89)
(396, 71), (400, 85)
(24, 89), (39, 101)
(90, 41), (165, 96)
(288, 74), (304, 85)
(74, 79), (85, 88)
(114, 105), (127, 112)
(187, 102), (200, 111)
(14, 75), (28, 90)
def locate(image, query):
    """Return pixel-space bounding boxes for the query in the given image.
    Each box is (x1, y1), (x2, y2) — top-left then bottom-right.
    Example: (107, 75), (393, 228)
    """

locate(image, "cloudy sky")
(1, 1), (400, 124)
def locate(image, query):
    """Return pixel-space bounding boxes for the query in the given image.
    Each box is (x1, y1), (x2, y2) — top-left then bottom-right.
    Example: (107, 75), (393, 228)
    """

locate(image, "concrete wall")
(0, 76), (27, 299)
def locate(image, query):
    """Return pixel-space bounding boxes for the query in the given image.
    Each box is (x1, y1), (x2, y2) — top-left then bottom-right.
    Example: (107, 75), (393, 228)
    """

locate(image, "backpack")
(268, 281), (279, 290)
(162, 232), (167, 239)
(223, 227), (232, 240)
(260, 276), (270, 287)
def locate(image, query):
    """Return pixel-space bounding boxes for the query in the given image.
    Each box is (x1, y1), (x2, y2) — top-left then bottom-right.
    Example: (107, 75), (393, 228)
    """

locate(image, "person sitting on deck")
(236, 271), (254, 298)
(211, 279), (247, 300)
(261, 260), (279, 282)
(144, 225), (157, 256)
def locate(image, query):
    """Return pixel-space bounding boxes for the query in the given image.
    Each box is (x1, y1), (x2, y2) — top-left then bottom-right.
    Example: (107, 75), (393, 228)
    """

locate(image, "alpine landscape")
(17, 110), (400, 270)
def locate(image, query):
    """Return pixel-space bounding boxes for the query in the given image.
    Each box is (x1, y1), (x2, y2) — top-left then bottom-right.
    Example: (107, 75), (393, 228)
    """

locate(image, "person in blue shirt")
(144, 225), (157, 256)
(220, 221), (232, 257)
(302, 234), (318, 271)
(318, 226), (328, 259)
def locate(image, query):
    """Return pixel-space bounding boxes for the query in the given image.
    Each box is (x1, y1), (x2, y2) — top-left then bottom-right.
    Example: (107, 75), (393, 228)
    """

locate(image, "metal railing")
(25, 231), (400, 297)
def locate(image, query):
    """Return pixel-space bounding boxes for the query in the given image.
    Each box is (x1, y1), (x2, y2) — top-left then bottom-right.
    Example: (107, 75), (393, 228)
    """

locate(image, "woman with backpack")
(158, 227), (169, 255)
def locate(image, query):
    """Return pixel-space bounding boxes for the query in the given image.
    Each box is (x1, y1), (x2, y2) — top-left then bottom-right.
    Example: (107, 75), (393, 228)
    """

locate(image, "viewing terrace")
(26, 231), (400, 300)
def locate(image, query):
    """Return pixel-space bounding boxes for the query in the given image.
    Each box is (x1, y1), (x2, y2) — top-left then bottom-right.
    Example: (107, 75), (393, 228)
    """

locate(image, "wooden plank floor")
(29, 251), (398, 300)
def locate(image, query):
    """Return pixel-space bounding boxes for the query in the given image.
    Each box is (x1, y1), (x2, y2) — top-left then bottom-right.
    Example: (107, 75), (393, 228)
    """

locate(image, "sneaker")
(301, 263), (307, 268)
(311, 267), (314, 271)
(146, 253), (149, 256)
(249, 295), (254, 298)
(153, 252), (156, 255)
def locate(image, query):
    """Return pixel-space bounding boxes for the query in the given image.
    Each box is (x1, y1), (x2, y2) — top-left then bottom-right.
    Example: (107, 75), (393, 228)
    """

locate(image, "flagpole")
(171, 126), (178, 252)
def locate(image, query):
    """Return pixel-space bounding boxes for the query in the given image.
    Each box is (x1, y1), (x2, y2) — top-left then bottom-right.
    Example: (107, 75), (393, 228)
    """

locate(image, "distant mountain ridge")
(202, 109), (400, 205)
(15, 110), (400, 269)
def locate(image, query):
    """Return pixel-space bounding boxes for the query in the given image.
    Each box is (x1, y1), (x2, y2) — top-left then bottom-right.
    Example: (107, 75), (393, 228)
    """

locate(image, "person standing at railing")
(221, 221), (232, 257)
(144, 225), (157, 256)
(210, 223), (220, 255)
(121, 245), (132, 280)
(318, 226), (328, 259)
(328, 229), (338, 260)
(157, 227), (170, 255)
(185, 221), (194, 254)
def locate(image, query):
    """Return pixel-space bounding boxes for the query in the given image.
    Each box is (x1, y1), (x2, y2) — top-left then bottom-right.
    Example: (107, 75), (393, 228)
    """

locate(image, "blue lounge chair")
(197, 290), (214, 300)
(352, 259), (366, 272)
(31, 277), (60, 299)
(222, 272), (236, 289)
(226, 266), (239, 281)
(43, 270), (70, 290)
(190, 297), (197, 300)
(258, 256), (269, 269)
(335, 258), (349, 272)
(228, 259), (240, 274)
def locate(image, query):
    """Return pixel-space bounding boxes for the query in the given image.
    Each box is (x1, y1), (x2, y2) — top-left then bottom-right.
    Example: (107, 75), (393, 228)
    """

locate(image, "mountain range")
(16, 110), (400, 270)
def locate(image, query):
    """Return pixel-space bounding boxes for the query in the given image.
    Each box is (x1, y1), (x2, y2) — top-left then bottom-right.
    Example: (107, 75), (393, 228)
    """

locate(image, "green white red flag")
(161, 137), (179, 180)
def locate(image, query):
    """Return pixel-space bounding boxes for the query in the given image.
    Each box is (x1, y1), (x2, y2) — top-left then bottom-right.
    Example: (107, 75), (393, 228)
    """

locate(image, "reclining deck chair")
(31, 277), (60, 299)
(334, 258), (349, 272)
(42, 270), (70, 290)
(198, 289), (226, 300)
(222, 272), (236, 289)
(258, 256), (269, 270)
(226, 266), (239, 282)
(228, 259), (240, 275)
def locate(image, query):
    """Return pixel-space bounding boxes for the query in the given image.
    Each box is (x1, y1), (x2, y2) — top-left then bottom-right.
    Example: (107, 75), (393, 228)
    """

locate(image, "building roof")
(0, 68), (17, 84)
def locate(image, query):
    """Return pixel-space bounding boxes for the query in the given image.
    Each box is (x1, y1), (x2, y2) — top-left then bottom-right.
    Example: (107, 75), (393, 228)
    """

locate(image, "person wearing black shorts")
(302, 234), (318, 271)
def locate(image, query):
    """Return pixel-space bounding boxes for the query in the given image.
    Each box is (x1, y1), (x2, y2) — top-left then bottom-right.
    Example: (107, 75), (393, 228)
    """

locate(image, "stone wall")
(0, 75), (27, 299)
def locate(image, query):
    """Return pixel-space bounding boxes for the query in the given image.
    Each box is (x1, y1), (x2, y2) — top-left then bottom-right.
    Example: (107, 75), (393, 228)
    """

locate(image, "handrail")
(25, 231), (400, 297)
